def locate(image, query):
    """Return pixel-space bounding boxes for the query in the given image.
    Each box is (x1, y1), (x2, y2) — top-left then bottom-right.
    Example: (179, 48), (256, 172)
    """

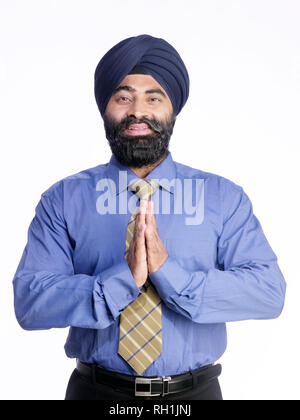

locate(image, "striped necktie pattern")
(118, 179), (162, 375)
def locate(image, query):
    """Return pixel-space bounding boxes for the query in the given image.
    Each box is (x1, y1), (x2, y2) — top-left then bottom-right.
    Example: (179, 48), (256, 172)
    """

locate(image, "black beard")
(103, 113), (176, 168)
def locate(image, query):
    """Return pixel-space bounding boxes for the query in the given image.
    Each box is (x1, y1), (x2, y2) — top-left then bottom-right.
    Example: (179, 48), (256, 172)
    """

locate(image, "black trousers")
(65, 368), (223, 400)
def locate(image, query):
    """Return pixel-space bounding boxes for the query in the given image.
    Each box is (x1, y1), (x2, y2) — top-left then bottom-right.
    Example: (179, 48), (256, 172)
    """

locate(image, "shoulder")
(40, 162), (109, 200)
(173, 159), (250, 222)
(173, 160), (244, 195)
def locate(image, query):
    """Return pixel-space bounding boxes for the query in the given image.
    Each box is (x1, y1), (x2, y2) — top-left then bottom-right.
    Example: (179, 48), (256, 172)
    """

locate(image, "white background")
(1, 0), (299, 400)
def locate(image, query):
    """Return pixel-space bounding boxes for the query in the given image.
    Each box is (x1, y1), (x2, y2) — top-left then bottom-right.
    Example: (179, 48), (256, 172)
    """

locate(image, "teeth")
(128, 123), (149, 130)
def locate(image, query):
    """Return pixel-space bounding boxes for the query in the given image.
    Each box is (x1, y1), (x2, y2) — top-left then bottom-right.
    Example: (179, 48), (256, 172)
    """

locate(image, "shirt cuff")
(149, 256), (191, 299)
(100, 260), (140, 318)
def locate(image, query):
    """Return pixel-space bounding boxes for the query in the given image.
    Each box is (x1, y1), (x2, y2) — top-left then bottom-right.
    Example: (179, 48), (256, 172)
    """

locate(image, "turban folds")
(94, 34), (189, 117)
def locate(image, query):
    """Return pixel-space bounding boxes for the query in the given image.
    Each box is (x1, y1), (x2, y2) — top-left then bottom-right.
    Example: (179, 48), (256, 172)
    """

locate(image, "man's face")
(103, 74), (176, 168)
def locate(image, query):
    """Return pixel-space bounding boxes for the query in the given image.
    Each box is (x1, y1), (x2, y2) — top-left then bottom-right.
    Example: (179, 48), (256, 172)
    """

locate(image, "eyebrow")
(113, 85), (167, 98)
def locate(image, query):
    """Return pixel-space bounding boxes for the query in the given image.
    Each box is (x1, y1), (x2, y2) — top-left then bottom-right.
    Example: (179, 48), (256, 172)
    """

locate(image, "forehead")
(116, 74), (168, 95)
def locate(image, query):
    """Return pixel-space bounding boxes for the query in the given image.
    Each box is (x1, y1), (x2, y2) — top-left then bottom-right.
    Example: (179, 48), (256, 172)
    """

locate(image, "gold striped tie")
(118, 179), (162, 375)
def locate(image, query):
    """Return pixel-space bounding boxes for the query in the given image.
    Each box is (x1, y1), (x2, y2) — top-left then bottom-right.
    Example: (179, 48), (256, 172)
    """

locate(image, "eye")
(149, 97), (161, 103)
(117, 96), (131, 103)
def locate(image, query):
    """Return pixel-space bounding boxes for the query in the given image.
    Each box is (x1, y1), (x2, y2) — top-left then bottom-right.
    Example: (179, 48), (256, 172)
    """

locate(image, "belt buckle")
(135, 377), (160, 397)
(161, 376), (171, 397)
(135, 376), (172, 397)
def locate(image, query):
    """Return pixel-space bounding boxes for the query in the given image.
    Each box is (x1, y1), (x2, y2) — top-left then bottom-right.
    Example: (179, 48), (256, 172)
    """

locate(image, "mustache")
(118, 116), (164, 135)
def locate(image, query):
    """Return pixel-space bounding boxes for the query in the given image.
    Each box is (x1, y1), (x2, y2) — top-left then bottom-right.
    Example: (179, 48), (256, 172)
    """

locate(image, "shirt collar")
(105, 152), (177, 196)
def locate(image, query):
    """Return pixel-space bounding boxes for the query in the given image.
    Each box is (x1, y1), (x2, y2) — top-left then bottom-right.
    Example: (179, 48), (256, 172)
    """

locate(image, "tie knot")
(128, 179), (159, 200)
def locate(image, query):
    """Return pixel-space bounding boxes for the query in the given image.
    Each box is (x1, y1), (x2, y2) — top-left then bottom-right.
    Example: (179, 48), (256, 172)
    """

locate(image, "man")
(13, 34), (286, 400)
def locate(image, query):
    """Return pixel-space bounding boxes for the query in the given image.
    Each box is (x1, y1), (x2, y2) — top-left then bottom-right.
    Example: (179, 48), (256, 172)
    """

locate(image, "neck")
(129, 153), (167, 179)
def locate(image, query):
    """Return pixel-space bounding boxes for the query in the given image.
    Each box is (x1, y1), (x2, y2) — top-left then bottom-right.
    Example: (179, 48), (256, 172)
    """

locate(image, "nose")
(126, 99), (151, 120)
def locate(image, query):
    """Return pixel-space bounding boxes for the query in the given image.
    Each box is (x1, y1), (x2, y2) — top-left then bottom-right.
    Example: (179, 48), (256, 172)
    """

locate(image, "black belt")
(76, 359), (221, 397)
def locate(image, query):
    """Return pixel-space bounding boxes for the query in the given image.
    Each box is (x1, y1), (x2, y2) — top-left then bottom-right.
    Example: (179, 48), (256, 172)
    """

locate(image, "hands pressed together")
(127, 199), (168, 288)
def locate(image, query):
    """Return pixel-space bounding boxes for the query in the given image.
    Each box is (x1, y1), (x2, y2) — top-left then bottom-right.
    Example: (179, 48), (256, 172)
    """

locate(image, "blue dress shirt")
(13, 152), (286, 376)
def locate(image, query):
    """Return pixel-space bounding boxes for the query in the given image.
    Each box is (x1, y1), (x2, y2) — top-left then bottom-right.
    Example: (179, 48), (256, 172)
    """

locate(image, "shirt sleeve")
(13, 188), (140, 331)
(149, 185), (286, 323)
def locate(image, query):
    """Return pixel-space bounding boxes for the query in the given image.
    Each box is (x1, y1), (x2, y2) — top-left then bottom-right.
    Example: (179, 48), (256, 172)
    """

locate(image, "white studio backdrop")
(0, 0), (299, 400)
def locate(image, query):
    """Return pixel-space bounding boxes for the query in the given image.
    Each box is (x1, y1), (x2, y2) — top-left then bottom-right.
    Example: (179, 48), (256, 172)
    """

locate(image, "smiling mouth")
(123, 123), (153, 136)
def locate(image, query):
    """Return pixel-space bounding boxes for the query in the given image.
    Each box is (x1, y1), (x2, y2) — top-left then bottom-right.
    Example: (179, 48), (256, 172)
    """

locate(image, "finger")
(145, 199), (154, 225)
(145, 205), (157, 245)
(133, 200), (146, 236)
(135, 202), (146, 241)
(137, 199), (147, 224)
(145, 199), (151, 226)
(134, 220), (146, 260)
(147, 200), (157, 229)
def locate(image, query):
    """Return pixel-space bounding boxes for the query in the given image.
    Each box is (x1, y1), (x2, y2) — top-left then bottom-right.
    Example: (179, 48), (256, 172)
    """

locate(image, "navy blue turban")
(94, 34), (189, 117)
